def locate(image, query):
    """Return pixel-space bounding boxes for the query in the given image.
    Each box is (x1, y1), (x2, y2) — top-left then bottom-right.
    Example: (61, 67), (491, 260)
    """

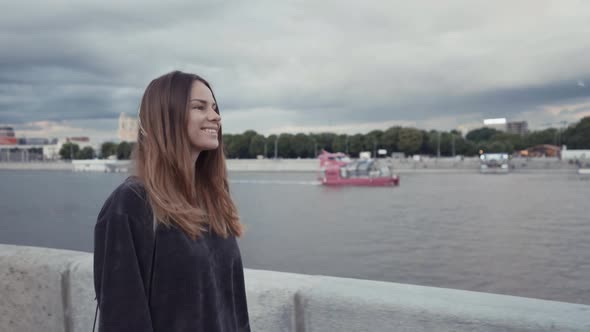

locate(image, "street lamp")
(345, 135), (349, 154)
(373, 139), (377, 158)
(315, 142), (318, 158)
(274, 135), (279, 159)
(263, 141), (267, 159)
(437, 131), (441, 158)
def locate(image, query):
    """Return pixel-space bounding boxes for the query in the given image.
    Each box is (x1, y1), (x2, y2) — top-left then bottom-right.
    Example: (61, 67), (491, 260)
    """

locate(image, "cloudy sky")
(1, 0), (589, 141)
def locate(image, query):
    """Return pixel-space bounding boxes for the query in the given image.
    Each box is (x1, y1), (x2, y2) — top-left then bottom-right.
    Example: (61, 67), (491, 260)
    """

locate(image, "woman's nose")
(209, 108), (221, 122)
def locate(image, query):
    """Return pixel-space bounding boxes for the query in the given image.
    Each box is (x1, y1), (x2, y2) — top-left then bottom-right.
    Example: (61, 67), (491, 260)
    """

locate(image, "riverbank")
(0, 157), (581, 173)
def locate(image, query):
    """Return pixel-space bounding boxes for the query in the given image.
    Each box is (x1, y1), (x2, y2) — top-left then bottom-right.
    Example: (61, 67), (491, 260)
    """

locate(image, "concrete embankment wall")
(0, 158), (581, 173)
(1, 244), (589, 331)
(0, 162), (73, 171)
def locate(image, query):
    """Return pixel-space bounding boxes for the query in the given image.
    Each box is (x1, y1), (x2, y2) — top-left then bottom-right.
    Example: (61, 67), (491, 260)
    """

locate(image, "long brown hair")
(133, 70), (243, 239)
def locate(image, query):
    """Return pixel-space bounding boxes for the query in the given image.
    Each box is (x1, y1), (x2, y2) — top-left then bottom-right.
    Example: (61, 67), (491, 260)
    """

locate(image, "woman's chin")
(195, 143), (219, 152)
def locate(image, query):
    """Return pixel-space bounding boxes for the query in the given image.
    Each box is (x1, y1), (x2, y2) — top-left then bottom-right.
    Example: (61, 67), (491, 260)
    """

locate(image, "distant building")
(118, 112), (138, 142)
(506, 121), (528, 136)
(18, 137), (51, 145)
(518, 144), (560, 158)
(0, 126), (15, 137)
(483, 118), (507, 132)
(56, 137), (100, 160)
(43, 145), (60, 160)
(561, 146), (590, 160)
(0, 126), (17, 145)
(66, 136), (90, 144)
(483, 118), (529, 136)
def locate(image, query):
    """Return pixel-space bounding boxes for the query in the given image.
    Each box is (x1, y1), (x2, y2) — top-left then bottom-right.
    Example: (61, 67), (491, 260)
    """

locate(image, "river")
(1, 170), (588, 304)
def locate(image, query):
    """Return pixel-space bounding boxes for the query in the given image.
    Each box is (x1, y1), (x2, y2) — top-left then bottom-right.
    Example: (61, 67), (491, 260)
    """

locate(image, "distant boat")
(72, 159), (131, 173)
(479, 153), (510, 174)
(317, 150), (400, 186)
(573, 159), (590, 176)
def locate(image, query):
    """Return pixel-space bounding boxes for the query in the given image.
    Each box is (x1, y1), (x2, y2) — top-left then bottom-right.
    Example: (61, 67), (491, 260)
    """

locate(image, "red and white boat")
(318, 150), (400, 186)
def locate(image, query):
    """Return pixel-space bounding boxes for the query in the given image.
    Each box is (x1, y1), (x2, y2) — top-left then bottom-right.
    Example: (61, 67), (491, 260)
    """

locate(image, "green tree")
(249, 134), (266, 157)
(452, 135), (475, 156)
(76, 146), (95, 159)
(398, 128), (423, 155)
(422, 131), (467, 156)
(562, 117), (590, 149)
(423, 130), (439, 155)
(348, 134), (364, 157)
(466, 127), (502, 142)
(382, 127), (401, 154)
(476, 141), (512, 153)
(116, 141), (133, 160)
(59, 142), (80, 160)
(243, 130), (258, 150)
(100, 142), (118, 158)
(277, 133), (294, 158)
(486, 141), (508, 153)
(311, 132), (336, 153)
(291, 133), (313, 158)
(363, 130), (383, 156)
(222, 134), (234, 157)
(241, 130), (259, 158)
(332, 135), (348, 154)
(496, 133), (526, 151)
(463, 140), (479, 156)
(266, 134), (278, 158)
(226, 134), (249, 158)
(525, 128), (559, 147)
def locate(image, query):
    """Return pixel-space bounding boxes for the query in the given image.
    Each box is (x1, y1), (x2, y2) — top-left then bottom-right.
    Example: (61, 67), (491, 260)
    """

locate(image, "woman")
(93, 71), (250, 331)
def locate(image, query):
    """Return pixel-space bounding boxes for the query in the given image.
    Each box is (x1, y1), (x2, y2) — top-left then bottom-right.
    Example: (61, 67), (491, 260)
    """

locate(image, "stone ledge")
(1, 244), (590, 332)
(298, 276), (590, 332)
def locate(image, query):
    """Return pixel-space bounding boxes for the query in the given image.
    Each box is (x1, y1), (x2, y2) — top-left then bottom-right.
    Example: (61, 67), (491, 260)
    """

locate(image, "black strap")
(92, 299), (99, 332)
(93, 214), (158, 331)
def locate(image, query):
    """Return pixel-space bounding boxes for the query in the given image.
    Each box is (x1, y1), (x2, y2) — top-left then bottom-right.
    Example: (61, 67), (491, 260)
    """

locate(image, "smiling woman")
(187, 80), (222, 161)
(93, 71), (250, 331)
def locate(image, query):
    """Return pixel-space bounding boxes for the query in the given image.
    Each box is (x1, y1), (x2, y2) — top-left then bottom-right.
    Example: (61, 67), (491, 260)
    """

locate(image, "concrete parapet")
(0, 245), (88, 332)
(66, 255), (96, 332)
(298, 276), (590, 332)
(1, 244), (590, 331)
(244, 269), (316, 331)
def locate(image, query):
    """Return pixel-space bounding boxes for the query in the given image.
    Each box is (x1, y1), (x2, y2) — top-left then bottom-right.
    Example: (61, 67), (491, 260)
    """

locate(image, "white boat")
(72, 159), (131, 172)
(479, 153), (510, 174)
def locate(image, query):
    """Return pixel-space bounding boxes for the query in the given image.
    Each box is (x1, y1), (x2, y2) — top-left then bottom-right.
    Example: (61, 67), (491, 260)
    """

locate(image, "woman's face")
(186, 80), (221, 154)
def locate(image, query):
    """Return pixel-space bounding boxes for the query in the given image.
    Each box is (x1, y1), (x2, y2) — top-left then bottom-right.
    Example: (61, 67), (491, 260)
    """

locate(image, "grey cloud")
(1, 0), (590, 133)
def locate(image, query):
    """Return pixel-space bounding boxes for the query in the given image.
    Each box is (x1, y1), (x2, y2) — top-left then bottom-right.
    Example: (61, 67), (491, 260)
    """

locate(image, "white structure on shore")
(483, 118), (529, 136)
(72, 159), (131, 172)
(483, 118), (508, 132)
(118, 112), (138, 142)
(561, 146), (590, 160)
(0, 138), (98, 161)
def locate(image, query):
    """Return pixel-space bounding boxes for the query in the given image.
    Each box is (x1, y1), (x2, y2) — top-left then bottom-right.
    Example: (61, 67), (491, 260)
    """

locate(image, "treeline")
(60, 116), (589, 160)
(59, 141), (134, 160)
(223, 116), (590, 159)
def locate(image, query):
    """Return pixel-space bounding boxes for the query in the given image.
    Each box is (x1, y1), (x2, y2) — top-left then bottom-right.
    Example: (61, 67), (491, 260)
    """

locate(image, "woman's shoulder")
(97, 176), (150, 220)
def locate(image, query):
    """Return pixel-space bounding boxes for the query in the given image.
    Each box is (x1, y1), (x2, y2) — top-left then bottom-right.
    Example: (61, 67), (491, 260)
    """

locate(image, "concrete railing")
(1, 244), (589, 331)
